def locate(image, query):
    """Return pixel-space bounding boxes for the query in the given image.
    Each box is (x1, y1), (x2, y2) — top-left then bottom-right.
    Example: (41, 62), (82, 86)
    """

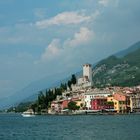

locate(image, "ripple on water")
(0, 114), (140, 140)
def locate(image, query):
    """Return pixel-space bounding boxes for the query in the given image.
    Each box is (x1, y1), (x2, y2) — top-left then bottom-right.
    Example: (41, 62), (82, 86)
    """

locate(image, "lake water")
(0, 113), (140, 140)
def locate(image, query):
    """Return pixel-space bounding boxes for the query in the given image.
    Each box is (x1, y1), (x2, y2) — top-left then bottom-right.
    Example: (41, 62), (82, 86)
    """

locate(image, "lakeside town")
(20, 63), (140, 116)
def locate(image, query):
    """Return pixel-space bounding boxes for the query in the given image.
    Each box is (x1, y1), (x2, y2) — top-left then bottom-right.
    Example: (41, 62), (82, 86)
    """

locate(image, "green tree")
(30, 102), (38, 113)
(106, 101), (114, 106)
(60, 83), (67, 91)
(68, 101), (80, 110)
(55, 88), (62, 96)
(14, 102), (33, 112)
(71, 74), (77, 85)
(80, 103), (84, 108)
(37, 91), (47, 110)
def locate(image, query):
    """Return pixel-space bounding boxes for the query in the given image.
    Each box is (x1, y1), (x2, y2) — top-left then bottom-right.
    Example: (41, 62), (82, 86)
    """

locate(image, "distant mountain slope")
(0, 73), (70, 109)
(93, 47), (140, 87)
(115, 41), (140, 57)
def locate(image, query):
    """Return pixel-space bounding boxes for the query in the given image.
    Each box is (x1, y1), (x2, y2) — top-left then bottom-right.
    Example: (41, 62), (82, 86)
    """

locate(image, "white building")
(130, 94), (140, 112)
(84, 90), (112, 109)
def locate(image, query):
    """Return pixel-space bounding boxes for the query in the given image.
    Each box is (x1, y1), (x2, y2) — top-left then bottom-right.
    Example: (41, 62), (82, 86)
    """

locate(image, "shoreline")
(1, 111), (140, 116)
(27, 112), (140, 116)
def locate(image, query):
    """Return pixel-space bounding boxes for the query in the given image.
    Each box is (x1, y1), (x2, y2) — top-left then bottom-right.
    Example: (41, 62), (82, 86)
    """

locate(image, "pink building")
(62, 100), (69, 109)
(51, 99), (70, 112)
(51, 101), (62, 112)
(113, 93), (126, 101)
(113, 93), (130, 113)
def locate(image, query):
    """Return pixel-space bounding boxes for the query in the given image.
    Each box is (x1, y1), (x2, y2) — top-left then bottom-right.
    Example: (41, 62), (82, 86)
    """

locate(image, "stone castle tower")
(83, 64), (93, 83)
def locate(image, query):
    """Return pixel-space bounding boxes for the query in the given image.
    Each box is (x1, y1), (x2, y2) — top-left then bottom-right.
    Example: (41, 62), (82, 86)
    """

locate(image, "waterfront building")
(90, 97), (114, 110)
(51, 101), (62, 113)
(62, 100), (69, 109)
(50, 96), (84, 113)
(113, 93), (130, 113)
(130, 93), (140, 112)
(84, 89), (111, 109)
(107, 96), (114, 102)
(75, 99), (85, 110)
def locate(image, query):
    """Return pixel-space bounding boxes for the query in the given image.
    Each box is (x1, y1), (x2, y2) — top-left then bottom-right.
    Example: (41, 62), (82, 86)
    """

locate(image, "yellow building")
(114, 93), (130, 113)
(107, 96), (114, 102)
(75, 99), (85, 109)
(107, 96), (118, 112)
(107, 94), (130, 113)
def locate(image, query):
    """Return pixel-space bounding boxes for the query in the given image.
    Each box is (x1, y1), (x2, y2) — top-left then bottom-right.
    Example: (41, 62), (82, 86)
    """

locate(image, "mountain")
(0, 41), (140, 109)
(115, 41), (140, 57)
(0, 73), (70, 109)
(93, 46), (140, 87)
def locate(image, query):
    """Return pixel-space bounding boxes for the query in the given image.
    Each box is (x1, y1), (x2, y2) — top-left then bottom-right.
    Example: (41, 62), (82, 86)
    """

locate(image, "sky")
(0, 0), (140, 98)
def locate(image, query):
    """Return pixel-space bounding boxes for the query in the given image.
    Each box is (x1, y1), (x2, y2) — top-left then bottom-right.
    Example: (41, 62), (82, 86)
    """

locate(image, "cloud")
(40, 39), (63, 62)
(98, 0), (110, 7)
(39, 27), (94, 62)
(0, 10), (99, 46)
(98, 0), (119, 7)
(36, 11), (91, 28)
(91, 10), (100, 19)
(64, 27), (94, 47)
(35, 26), (97, 75)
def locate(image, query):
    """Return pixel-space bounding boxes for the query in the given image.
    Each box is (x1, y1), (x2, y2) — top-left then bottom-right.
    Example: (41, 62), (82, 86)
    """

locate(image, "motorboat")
(21, 109), (35, 117)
